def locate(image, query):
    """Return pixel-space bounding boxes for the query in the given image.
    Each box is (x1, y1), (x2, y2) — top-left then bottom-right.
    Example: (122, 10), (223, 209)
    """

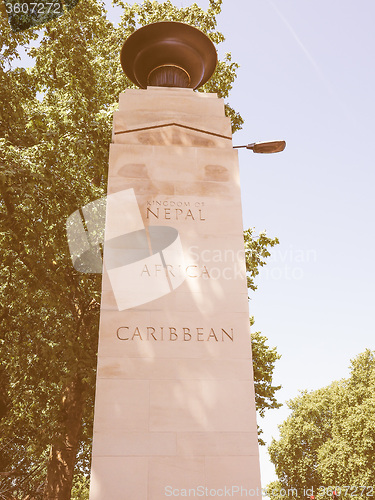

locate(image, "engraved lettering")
(146, 207), (159, 219)
(132, 327), (142, 340)
(141, 265), (151, 276)
(207, 328), (218, 341)
(186, 265), (199, 278)
(197, 327), (204, 341)
(183, 328), (191, 341)
(117, 326), (129, 340)
(115, 326), (235, 342)
(147, 327), (157, 341)
(166, 265), (175, 277)
(145, 202), (205, 221)
(201, 266), (210, 279)
(222, 328), (234, 341)
(170, 327), (178, 341)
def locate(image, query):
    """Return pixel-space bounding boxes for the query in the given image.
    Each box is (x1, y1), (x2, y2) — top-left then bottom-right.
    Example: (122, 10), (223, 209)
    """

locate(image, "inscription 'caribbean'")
(116, 326), (234, 342)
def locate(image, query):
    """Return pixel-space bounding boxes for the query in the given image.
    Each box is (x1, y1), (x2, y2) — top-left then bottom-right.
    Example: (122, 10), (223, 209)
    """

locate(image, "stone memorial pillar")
(89, 22), (262, 500)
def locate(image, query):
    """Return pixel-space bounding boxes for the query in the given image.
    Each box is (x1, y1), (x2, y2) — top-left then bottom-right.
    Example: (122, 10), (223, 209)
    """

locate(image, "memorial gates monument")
(88, 21), (263, 499)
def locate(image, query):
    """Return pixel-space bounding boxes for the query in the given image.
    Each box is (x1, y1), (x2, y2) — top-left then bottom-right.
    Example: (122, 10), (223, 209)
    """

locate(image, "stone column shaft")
(89, 86), (262, 500)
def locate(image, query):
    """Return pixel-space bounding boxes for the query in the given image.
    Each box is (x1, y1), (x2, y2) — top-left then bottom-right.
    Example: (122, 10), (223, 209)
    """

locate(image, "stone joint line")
(114, 122), (232, 140)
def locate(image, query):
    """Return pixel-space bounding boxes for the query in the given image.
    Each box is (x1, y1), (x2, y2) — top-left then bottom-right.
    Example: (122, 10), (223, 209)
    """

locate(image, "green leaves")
(251, 328), (282, 417)
(1, 2), (106, 494)
(244, 227), (280, 292)
(269, 350), (375, 497)
(244, 230), (282, 444)
(251, 325), (282, 445)
(0, 1), (275, 496)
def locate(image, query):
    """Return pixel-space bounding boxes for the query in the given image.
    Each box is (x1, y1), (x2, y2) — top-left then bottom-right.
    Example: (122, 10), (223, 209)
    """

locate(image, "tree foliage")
(250, 321), (282, 446)
(0, 0), (279, 497)
(244, 227), (279, 292)
(268, 350), (375, 499)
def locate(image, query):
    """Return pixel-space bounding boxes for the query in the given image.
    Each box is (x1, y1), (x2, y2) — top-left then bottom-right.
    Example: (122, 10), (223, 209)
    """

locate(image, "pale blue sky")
(15, 0), (375, 489)
(213, 0), (375, 487)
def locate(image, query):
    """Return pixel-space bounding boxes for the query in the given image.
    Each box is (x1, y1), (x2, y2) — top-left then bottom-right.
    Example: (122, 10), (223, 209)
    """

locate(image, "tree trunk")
(43, 375), (84, 500)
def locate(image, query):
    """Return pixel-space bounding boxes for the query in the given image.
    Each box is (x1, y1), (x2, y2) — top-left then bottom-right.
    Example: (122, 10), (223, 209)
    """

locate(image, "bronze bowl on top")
(120, 21), (218, 90)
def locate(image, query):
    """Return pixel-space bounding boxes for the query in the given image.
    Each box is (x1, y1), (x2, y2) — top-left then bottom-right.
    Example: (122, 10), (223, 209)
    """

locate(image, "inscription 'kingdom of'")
(116, 326), (234, 342)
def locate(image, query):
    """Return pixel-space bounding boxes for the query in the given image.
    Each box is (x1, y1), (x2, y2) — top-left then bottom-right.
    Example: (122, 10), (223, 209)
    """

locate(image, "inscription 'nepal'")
(146, 207), (206, 221)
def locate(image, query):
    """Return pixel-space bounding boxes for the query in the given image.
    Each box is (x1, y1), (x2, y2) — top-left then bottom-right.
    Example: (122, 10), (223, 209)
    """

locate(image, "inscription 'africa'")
(141, 264), (210, 279)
